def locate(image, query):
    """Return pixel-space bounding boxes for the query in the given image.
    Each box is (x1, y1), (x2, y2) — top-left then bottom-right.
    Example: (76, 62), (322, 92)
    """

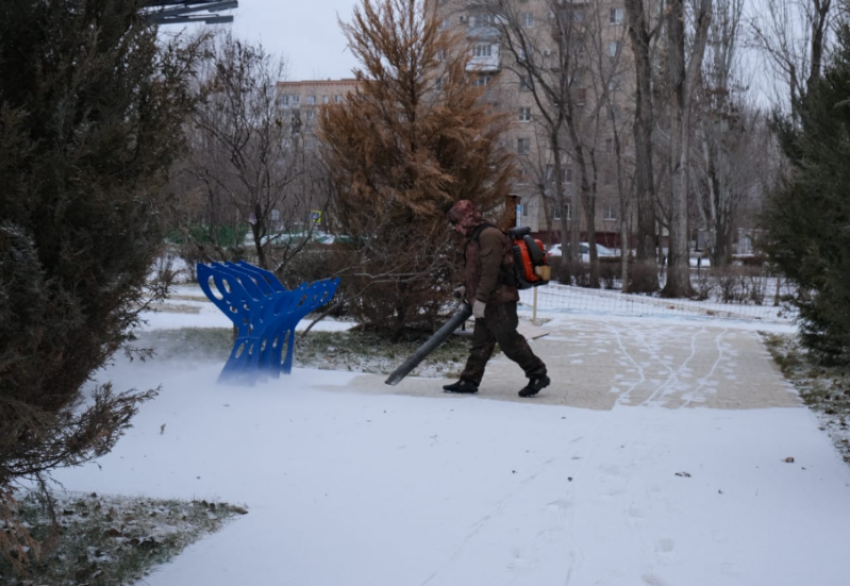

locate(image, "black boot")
(443, 379), (479, 394)
(519, 375), (550, 398)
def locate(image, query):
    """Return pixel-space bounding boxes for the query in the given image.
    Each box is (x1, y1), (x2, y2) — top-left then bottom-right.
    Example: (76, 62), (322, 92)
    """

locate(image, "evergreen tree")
(764, 24), (850, 364)
(319, 0), (514, 338)
(0, 0), (204, 569)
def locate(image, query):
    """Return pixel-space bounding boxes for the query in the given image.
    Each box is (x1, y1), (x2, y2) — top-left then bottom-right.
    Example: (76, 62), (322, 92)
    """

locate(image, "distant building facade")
(275, 79), (362, 149)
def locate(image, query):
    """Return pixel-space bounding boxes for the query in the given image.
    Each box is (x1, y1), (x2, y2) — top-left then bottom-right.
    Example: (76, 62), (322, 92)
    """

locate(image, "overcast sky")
(226, 0), (362, 81)
(195, 0), (786, 105)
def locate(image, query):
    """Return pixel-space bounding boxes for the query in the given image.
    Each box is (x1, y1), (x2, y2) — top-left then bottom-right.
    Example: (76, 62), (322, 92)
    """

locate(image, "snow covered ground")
(50, 285), (850, 586)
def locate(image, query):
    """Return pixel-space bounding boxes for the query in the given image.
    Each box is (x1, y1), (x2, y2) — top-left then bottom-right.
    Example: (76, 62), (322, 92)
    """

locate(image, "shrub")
(628, 261), (661, 294)
(763, 25), (850, 364)
(598, 261), (620, 290)
(0, 0), (205, 572)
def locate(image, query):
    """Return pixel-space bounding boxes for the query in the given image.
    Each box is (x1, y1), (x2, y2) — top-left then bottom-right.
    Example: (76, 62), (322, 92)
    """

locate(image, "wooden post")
(533, 286), (538, 325)
(501, 194), (519, 231)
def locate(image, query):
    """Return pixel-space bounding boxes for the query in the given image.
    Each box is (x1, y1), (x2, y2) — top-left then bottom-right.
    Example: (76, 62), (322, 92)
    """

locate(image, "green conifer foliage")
(764, 24), (850, 364)
(0, 0), (204, 568)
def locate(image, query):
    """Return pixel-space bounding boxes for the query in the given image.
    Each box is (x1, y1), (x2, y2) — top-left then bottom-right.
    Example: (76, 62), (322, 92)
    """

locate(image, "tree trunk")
(624, 0), (659, 282)
(661, 0), (712, 298)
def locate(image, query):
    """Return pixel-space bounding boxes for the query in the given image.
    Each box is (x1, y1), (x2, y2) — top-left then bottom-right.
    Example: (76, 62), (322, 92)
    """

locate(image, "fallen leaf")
(784, 457), (795, 463)
(675, 471), (692, 478)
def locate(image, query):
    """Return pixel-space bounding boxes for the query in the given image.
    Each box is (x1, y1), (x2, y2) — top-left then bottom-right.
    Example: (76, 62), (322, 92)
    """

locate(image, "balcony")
(468, 41), (501, 73)
(468, 53), (501, 73)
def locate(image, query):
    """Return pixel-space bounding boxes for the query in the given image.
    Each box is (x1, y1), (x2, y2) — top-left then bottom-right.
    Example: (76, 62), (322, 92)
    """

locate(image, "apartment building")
(431, 0), (635, 245)
(275, 79), (362, 149)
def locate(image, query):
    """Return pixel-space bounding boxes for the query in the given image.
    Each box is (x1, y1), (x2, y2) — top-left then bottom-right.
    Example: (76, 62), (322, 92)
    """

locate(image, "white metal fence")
(518, 276), (797, 324)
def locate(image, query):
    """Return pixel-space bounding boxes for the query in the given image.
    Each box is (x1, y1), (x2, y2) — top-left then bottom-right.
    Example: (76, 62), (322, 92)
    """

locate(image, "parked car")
(689, 255), (711, 268)
(547, 242), (619, 263)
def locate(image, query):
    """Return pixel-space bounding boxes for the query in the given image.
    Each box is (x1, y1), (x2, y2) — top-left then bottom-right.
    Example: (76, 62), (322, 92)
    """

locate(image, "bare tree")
(469, 0), (579, 267)
(624, 0), (663, 284)
(695, 0), (750, 266)
(473, 0), (628, 288)
(661, 0), (713, 298)
(175, 32), (323, 272)
(750, 0), (835, 118)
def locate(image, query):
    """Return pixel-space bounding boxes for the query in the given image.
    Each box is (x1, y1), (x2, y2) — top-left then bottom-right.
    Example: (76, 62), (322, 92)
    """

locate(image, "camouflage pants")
(460, 302), (547, 385)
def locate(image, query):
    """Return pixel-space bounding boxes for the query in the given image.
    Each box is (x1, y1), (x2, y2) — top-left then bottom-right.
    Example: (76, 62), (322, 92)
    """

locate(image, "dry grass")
(763, 333), (850, 463)
(0, 491), (245, 586)
(133, 327), (474, 378)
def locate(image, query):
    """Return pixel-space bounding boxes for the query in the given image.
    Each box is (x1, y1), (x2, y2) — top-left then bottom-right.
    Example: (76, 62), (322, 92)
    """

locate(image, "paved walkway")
(328, 314), (800, 411)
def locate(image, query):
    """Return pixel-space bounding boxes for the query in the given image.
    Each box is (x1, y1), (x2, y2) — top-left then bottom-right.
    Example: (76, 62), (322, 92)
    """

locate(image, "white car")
(547, 242), (618, 263)
(689, 255), (711, 268)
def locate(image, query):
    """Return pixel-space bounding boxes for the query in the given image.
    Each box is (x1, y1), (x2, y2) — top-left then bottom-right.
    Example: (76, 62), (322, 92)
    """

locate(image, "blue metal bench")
(197, 261), (340, 384)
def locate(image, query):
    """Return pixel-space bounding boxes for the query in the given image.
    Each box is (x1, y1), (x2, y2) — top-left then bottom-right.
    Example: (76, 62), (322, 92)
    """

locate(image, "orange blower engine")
(507, 227), (551, 289)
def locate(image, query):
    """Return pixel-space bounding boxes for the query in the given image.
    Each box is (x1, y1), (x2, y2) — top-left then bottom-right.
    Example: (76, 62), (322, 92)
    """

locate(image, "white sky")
(227, 0), (362, 81)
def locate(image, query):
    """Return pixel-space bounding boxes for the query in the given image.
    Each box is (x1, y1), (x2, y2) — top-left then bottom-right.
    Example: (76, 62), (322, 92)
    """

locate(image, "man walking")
(443, 200), (549, 398)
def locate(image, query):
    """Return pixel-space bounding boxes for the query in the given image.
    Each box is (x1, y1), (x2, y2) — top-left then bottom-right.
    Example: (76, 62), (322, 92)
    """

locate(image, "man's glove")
(472, 299), (487, 319)
(452, 285), (466, 300)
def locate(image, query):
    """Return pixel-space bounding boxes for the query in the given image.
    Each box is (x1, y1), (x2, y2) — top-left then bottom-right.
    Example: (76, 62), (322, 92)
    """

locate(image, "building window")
(571, 7), (585, 23)
(521, 12), (534, 28)
(334, 95), (342, 103)
(435, 77), (444, 91)
(517, 137), (531, 155)
(575, 87), (587, 105)
(610, 7), (624, 25)
(280, 95), (290, 106)
(517, 168), (528, 184)
(604, 204), (617, 220)
(306, 95), (316, 105)
(553, 204), (572, 221)
(292, 95), (300, 105)
(473, 43), (492, 57)
(520, 75), (532, 91)
(565, 167), (573, 184)
(518, 107), (532, 122)
(306, 110), (316, 120)
(271, 209), (280, 222)
(608, 40), (621, 57)
(322, 95), (330, 104)
(470, 13), (494, 28)
(522, 202), (529, 217)
(473, 75), (493, 87)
